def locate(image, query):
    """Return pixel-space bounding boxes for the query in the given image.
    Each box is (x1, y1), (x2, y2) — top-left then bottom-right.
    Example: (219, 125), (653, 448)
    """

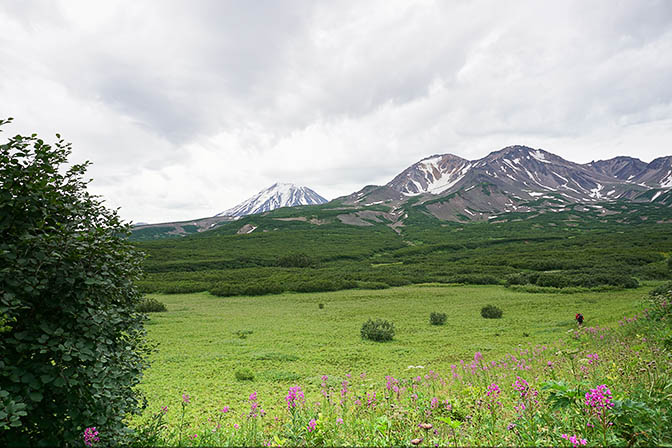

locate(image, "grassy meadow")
(134, 283), (652, 427)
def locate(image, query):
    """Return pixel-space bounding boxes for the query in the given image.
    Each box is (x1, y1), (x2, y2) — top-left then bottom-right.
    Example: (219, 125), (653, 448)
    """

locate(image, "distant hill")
(130, 145), (672, 240)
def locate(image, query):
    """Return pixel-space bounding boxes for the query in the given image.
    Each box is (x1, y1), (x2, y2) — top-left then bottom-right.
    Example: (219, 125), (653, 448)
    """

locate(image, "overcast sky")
(2, 0), (671, 223)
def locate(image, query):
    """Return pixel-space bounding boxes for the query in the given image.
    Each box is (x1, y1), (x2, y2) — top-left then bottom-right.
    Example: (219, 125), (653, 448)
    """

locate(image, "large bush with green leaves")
(361, 318), (395, 342)
(0, 119), (151, 446)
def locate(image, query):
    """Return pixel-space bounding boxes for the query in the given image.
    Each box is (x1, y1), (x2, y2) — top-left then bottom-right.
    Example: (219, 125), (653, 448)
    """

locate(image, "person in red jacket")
(575, 313), (584, 326)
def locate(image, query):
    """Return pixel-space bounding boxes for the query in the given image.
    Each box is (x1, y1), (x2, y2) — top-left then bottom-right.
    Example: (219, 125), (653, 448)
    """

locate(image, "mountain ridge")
(130, 145), (671, 240)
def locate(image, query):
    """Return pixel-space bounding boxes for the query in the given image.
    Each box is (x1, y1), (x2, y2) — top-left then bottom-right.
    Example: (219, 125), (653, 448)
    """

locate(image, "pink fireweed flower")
(336, 418), (344, 424)
(233, 423), (240, 429)
(360, 372), (366, 379)
(585, 384), (614, 425)
(285, 386), (305, 410)
(485, 383), (502, 410)
(587, 353), (599, 365)
(486, 383), (500, 397)
(585, 385), (614, 411)
(561, 433), (587, 447)
(182, 394), (190, 404)
(474, 352), (483, 363)
(320, 375), (329, 399)
(366, 391), (377, 408)
(308, 418), (317, 432)
(248, 391), (261, 418)
(83, 427), (100, 447)
(189, 434), (198, 440)
(340, 380), (349, 399)
(220, 406), (229, 413)
(160, 406), (168, 414)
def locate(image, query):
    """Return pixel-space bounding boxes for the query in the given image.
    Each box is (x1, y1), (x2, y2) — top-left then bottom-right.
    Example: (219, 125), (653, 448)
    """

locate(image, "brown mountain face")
(631, 156), (672, 188)
(340, 145), (672, 223)
(586, 156), (647, 181)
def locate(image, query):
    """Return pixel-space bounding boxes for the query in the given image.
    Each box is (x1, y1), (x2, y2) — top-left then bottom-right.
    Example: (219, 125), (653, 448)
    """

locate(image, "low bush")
(649, 281), (672, 297)
(318, 303), (324, 309)
(357, 281), (390, 290)
(234, 368), (255, 381)
(481, 304), (503, 319)
(361, 318), (395, 342)
(233, 329), (253, 339)
(429, 312), (447, 325)
(137, 297), (167, 313)
(277, 253), (315, 268)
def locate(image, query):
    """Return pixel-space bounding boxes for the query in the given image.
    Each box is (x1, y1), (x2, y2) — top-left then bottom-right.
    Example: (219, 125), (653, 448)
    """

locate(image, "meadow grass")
(134, 283), (653, 431)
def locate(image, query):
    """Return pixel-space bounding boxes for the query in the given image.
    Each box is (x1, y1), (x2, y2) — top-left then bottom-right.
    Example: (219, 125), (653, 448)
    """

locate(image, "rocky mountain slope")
(130, 146), (671, 240)
(341, 145), (672, 223)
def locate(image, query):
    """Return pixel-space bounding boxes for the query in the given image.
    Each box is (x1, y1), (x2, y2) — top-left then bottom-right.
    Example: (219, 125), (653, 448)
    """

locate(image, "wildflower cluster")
(83, 427), (100, 447)
(561, 433), (587, 447)
(248, 392), (265, 418)
(285, 386), (305, 411)
(585, 384), (614, 418)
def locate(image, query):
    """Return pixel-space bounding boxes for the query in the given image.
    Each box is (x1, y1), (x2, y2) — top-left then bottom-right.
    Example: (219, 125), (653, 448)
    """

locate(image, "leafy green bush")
(294, 279), (357, 293)
(357, 281), (391, 290)
(430, 312), (447, 325)
(233, 329), (253, 339)
(277, 253), (315, 268)
(235, 368), (255, 381)
(137, 298), (167, 313)
(361, 318), (395, 342)
(649, 281), (672, 297)
(0, 119), (150, 446)
(318, 303), (325, 309)
(481, 305), (503, 319)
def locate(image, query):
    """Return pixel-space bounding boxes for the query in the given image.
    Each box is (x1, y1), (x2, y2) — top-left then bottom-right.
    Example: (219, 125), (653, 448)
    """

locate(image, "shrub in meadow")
(429, 312), (447, 325)
(361, 318), (395, 341)
(233, 329), (253, 339)
(235, 368), (255, 381)
(137, 297), (167, 313)
(481, 304), (503, 319)
(318, 303), (324, 309)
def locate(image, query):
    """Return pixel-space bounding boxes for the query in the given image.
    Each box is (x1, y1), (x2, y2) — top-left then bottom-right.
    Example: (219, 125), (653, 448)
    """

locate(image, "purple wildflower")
(561, 433), (587, 447)
(585, 385), (614, 412)
(83, 427), (99, 447)
(182, 394), (190, 404)
(285, 386), (305, 410)
(308, 418), (317, 432)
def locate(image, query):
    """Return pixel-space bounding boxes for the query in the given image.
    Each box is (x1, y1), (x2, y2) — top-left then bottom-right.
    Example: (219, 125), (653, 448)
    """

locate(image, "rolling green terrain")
(135, 284), (652, 425)
(134, 201), (672, 297)
(128, 198), (672, 445)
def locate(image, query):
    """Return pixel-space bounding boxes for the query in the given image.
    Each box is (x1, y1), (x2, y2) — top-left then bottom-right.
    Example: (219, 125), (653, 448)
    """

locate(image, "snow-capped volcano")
(216, 183), (328, 217)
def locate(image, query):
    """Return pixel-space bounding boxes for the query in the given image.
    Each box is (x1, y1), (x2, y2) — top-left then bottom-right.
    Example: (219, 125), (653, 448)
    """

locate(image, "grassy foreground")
(127, 283), (672, 446)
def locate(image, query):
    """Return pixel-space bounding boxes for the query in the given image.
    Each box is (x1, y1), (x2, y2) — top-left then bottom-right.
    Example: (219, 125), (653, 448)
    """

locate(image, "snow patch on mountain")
(216, 183), (328, 217)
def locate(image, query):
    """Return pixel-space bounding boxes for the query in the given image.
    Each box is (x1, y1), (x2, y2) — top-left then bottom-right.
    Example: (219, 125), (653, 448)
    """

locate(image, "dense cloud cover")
(1, 0), (671, 222)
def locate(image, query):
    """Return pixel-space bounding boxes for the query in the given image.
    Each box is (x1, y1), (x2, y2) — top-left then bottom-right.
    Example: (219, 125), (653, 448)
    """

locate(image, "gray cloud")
(1, 0), (671, 222)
